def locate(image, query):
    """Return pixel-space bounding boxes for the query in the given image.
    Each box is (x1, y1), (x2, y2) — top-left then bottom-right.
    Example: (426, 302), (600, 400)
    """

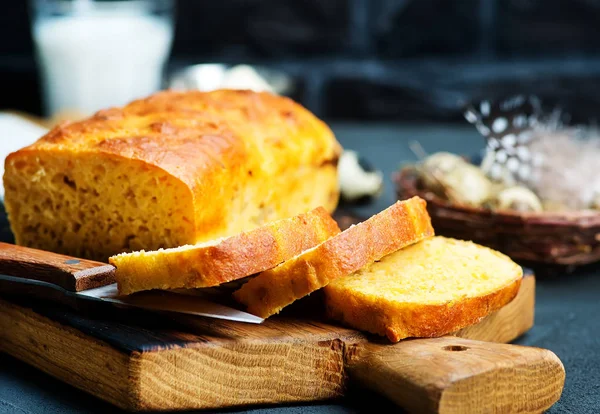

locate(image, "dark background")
(4, 0), (600, 123)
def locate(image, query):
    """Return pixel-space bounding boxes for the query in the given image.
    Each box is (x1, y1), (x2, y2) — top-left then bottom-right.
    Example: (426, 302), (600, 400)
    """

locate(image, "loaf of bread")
(109, 207), (341, 295)
(4, 90), (341, 261)
(323, 236), (523, 342)
(232, 196), (434, 318)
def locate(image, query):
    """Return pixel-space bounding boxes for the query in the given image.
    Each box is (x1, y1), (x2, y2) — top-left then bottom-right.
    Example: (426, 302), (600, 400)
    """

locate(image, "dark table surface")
(1, 123), (599, 413)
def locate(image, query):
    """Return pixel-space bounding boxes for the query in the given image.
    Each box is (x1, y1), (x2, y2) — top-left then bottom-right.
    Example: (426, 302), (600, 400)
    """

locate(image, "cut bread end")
(323, 236), (523, 342)
(110, 206), (340, 295)
(232, 196), (434, 318)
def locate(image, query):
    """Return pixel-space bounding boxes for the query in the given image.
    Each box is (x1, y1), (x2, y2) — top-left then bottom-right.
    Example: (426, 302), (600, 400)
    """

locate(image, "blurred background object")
(4, 0), (600, 123)
(168, 64), (294, 95)
(30, 0), (174, 118)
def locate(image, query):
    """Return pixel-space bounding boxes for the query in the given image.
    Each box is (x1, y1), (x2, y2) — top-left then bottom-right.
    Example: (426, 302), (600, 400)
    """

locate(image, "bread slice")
(110, 206), (341, 295)
(323, 236), (523, 342)
(232, 196), (434, 318)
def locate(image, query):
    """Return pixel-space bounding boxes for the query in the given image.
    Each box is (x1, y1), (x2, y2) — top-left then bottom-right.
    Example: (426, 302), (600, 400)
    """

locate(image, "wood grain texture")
(0, 274), (560, 412)
(0, 298), (351, 411)
(0, 242), (115, 291)
(0, 299), (134, 410)
(132, 340), (347, 410)
(347, 336), (565, 414)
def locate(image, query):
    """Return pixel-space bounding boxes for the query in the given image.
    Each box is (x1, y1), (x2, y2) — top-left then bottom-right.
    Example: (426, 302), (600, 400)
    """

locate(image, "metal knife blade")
(0, 274), (264, 324)
(0, 242), (263, 323)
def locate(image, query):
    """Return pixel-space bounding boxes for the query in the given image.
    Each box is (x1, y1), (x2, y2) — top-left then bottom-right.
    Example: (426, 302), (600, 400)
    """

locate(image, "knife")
(0, 242), (263, 324)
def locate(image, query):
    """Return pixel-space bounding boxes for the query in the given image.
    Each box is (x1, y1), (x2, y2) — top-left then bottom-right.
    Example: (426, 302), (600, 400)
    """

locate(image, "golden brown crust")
(232, 196), (434, 318)
(324, 277), (522, 343)
(110, 207), (341, 295)
(19, 89), (341, 192)
(4, 90), (341, 260)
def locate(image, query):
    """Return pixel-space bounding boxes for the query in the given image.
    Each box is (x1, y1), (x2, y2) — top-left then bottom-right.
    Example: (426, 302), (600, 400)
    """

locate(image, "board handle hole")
(443, 345), (469, 352)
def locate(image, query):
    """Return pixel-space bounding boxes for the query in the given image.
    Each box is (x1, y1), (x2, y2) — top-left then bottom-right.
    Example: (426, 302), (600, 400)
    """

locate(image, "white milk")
(33, 10), (173, 116)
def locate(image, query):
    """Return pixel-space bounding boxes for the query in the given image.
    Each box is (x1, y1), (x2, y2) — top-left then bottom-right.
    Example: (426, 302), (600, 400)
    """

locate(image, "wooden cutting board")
(0, 271), (565, 413)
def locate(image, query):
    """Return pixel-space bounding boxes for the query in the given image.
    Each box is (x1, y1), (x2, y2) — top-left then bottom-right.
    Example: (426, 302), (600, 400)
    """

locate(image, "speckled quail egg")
(421, 152), (492, 207)
(421, 152), (464, 189)
(589, 193), (600, 211)
(491, 185), (543, 213)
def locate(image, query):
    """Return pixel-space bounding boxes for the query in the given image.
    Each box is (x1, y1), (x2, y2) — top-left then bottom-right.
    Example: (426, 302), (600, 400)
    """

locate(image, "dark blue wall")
(2, 0), (600, 122)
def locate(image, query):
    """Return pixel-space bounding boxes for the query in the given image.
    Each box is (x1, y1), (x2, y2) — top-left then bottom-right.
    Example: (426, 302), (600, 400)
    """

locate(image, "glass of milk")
(30, 0), (175, 118)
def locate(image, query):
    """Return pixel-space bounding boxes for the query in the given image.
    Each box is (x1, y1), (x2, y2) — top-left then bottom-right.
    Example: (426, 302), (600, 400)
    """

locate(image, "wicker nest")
(394, 166), (600, 270)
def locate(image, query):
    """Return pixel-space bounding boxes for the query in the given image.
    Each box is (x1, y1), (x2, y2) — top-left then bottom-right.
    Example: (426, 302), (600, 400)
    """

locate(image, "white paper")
(0, 113), (48, 200)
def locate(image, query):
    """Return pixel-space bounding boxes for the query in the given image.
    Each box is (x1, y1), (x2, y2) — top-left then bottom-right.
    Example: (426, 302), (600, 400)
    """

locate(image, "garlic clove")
(338, 150), (383, 202)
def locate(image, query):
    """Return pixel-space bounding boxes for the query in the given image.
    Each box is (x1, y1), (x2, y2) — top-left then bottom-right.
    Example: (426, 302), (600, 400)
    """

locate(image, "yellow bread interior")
(3, 152), (196, 260)
(324, 236), (523, 342)
(109, 239), (222, 294)
(334, 236), (521, 303)
(4, 149), (338, 262)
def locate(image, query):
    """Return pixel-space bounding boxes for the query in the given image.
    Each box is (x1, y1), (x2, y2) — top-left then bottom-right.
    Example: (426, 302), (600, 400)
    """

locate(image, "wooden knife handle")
(347, 336), (565, 414)
(0, 242), (115, 292)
